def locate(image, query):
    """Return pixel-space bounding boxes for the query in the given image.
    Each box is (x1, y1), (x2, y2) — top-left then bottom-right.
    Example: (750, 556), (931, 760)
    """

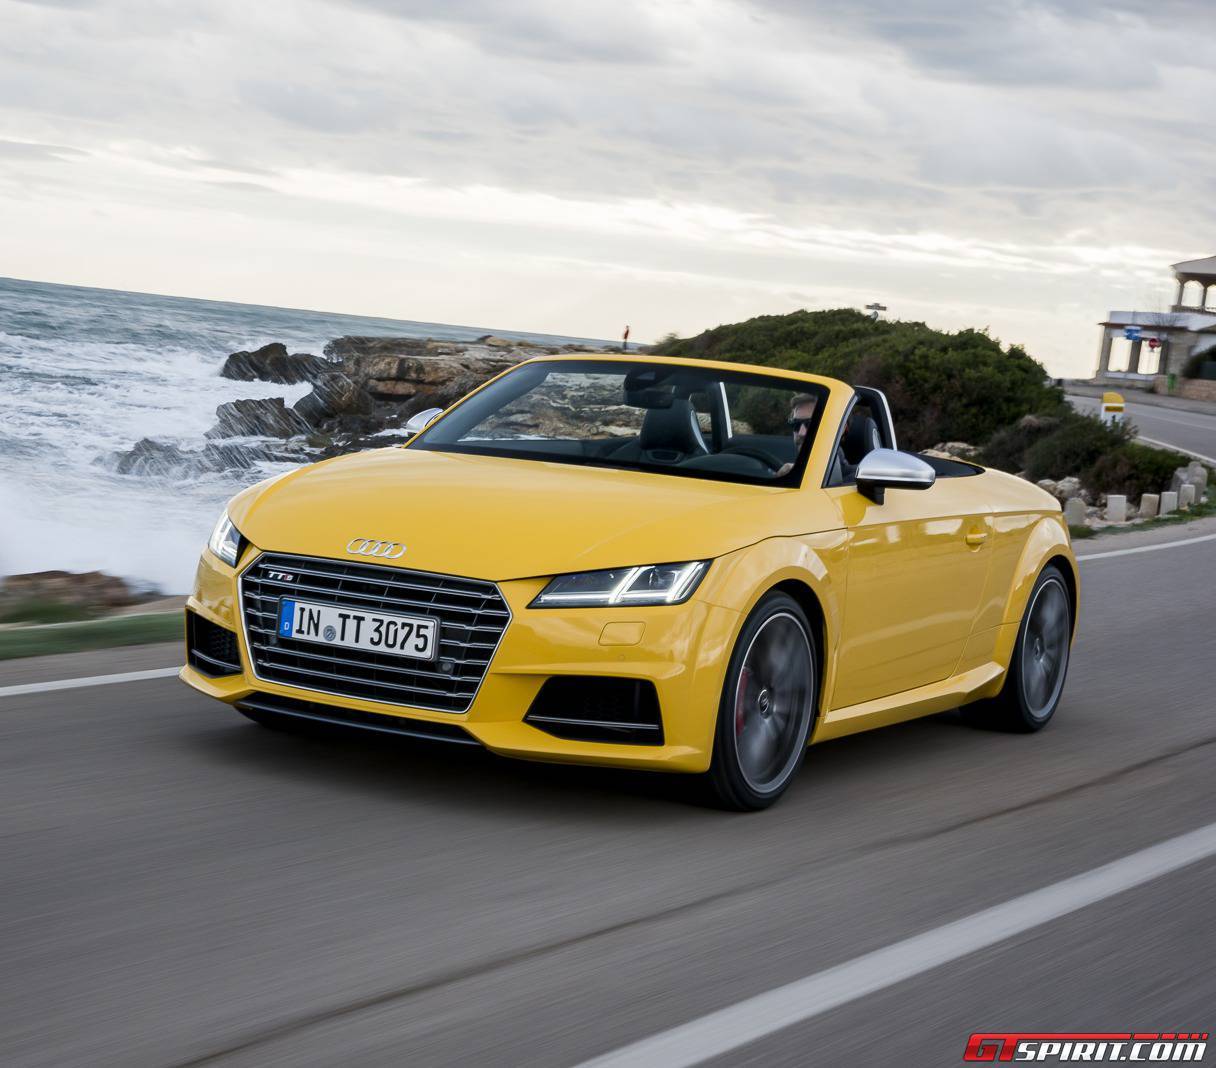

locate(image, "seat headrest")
(638, 398), (708, 456)
(841, 412), (882, 465)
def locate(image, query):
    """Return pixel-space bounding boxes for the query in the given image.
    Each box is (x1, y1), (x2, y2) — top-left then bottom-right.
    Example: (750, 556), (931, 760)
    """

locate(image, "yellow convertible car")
(182, 355), (1078, 809)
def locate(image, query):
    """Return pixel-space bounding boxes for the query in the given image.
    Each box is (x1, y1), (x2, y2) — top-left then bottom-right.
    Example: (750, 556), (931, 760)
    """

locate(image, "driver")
(775, 393), (817, 477)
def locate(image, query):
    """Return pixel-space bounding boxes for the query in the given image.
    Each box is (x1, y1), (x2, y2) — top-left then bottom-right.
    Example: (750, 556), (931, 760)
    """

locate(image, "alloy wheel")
(1020, 575), (1070, 719)
(731, 611), (813, 794)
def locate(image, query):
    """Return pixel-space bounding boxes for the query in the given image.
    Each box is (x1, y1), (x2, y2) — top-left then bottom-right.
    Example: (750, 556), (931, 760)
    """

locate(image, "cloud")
(343, 0), (674, 63)
(753, 0), (1214, 88)
(0, 138), (85, 161)
(0, 0), (1211, 375)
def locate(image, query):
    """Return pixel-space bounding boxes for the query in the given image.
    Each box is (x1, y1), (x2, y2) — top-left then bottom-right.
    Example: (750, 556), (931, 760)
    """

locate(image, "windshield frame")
(409, 358), (831, 488)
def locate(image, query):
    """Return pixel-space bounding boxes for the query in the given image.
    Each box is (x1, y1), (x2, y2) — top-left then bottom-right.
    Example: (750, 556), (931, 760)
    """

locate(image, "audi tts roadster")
(182, 355), (1078, 809)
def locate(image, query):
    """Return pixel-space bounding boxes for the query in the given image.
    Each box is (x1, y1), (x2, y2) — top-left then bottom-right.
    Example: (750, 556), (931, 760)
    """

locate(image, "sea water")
(0, 276), (611, 591)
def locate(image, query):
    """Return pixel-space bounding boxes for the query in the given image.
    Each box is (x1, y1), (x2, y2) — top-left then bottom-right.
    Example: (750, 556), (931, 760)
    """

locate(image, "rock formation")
(106, 335), (610, 477)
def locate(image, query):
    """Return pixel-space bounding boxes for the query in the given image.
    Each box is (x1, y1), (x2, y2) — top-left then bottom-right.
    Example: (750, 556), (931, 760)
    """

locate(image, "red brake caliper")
(735, 666), (751, 737)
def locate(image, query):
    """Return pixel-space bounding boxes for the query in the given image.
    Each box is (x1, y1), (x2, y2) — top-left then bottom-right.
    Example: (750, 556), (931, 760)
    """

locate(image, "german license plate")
(277, 598), (438, 661)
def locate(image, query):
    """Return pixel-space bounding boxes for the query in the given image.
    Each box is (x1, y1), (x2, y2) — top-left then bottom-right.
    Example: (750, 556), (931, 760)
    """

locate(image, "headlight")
(530, 561), (708, 608)
(207, 511), (243, 567)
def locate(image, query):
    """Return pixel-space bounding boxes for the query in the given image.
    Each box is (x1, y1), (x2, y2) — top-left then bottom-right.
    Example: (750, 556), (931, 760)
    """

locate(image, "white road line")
(0, 666), (180, 699)
(1135, 435), (1216, 466)
(1067, 396), (1216, 431)
(5, 527), (1215, 695)
(576, 821), (1216, 1068)
(1076, 531), (1216, 561)
(1066, 397), (1216, 459)
(1132, 412), (1216, 432)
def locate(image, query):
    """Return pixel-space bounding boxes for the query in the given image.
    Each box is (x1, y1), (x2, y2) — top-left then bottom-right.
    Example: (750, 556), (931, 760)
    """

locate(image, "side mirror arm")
(857, 480), (885, 505)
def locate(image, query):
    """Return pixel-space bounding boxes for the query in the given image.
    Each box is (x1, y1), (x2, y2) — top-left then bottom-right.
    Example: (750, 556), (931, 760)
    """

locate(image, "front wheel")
(706, 592), (817, 810)
(963, 564), (1072, 732)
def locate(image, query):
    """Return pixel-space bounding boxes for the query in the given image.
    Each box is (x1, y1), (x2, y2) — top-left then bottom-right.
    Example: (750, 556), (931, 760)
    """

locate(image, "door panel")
(827, 480), (993, 709)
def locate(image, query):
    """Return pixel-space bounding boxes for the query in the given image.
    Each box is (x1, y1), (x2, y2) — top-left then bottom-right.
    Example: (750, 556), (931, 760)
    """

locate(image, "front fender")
(697, 529), (849, 714)
(1000, 515), (1078, 629)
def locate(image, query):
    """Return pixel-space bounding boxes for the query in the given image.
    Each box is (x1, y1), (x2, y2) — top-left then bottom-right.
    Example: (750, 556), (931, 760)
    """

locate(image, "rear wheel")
(707, 592), (817, 810)
(963, 564), (1072, 732)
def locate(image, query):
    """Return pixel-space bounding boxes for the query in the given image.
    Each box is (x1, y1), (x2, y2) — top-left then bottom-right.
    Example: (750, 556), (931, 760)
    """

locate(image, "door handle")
(965, 530), (989, 546)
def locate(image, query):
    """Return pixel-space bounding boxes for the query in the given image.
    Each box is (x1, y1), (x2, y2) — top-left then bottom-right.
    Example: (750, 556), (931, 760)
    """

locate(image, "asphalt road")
(3, 530), (1216, 1067)
(1067, 392), (1216, 461)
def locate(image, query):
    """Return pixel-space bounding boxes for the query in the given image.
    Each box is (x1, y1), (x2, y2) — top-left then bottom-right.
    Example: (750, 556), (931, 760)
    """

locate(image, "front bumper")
(181, 548), (740, 773)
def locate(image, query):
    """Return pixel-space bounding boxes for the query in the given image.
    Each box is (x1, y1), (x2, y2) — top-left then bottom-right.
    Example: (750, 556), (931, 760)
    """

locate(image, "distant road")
(3, 524), (1216, 1065)
(1067, 392), (1216, 462)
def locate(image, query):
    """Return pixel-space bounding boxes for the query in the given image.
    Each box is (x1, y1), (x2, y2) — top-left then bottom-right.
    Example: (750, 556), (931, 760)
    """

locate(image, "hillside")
(653, 308), (1063, 451)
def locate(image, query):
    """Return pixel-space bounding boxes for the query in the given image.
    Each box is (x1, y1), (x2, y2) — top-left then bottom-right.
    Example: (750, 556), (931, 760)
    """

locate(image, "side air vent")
(525, 677), (664, 745)
(186, 610), (242, 676)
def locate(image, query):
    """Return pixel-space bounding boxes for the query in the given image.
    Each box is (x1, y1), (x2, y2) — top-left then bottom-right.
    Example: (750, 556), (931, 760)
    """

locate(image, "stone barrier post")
(1105, 494), (1127, 522)
(1139, 493), (1159, 518)
(1160, 490), (1178, 514)
(1063, 497), (1086, 526)
(1180, 483), (1197, 508)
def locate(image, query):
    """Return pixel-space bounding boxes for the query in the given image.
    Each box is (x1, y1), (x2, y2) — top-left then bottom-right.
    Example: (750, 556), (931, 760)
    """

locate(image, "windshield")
(411, 360), (829, 487)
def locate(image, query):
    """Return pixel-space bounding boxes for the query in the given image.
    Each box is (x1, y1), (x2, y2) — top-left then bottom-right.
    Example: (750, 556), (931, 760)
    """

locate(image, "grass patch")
(0, 612), (182, 661)
(1068, 524), (1096, 539)
(0, 599), (99, 625)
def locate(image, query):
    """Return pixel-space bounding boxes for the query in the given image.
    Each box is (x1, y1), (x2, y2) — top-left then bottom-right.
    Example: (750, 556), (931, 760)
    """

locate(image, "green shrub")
(1023, 415), (1130, 482)
(654, 309), (1063, 451)
(981, 414), (1062, 473)
(1082, 442), (1189, 501)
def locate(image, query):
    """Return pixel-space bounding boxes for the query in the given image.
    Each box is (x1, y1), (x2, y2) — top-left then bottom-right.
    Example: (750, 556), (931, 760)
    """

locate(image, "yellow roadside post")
(1100, 391), (1125, 427)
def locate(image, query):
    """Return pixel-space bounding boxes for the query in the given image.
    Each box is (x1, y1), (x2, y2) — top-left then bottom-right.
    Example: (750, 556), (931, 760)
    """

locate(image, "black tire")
(963, 564), (1072, 732)
(706, 592), (817, 810)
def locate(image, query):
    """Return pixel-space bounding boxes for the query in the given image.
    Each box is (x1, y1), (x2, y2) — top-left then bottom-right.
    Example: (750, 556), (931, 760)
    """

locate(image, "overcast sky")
(2, 0), (1213, 374)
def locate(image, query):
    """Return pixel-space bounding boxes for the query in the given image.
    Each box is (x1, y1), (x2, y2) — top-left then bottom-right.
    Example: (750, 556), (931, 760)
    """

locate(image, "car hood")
(229, 447), (828, 580)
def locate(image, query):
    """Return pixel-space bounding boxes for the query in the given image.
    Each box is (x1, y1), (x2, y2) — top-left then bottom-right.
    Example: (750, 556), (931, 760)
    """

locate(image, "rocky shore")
(105, 335), (608, 478)
(102, 339), (1211, 538)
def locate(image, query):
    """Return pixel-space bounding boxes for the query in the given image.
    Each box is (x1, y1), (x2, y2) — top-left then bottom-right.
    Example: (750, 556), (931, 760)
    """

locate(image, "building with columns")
(1094, 255), (1216, 392)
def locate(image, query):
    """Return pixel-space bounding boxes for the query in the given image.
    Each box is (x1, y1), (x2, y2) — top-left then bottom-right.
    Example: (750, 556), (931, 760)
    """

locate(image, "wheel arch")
(1001, 516), (1080, 638)
(1043, 551), (1079, 638)
(769, 579), (825, 674)
(698, 534), (846, 736)
(769, 578), (829, 733)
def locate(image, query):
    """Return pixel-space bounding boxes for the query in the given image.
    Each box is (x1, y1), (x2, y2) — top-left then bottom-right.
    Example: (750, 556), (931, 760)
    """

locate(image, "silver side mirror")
(404, 407), (444, 436)
(855, 448), (936, 504)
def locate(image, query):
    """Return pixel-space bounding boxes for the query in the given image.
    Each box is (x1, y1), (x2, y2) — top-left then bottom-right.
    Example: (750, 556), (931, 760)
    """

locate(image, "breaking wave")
(0, 277), (609, 591)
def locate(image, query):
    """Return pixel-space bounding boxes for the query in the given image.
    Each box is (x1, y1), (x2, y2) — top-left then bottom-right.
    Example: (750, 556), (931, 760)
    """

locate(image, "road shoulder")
(1075, 513), (1216, 556)
(0, 641), (182, 689)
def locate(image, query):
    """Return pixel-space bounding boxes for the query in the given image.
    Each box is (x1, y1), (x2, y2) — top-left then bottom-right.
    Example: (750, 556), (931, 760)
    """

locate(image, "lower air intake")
(525, 676), (664, 745)
(186, 610), (241, 676)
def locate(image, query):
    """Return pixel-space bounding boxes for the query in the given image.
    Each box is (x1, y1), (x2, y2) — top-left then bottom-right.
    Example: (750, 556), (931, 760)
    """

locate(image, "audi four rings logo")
(346, 538), (407, 559)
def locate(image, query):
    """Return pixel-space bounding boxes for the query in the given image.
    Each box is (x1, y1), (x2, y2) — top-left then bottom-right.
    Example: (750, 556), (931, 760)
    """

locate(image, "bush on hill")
(654, 309), (1063, 451)
(980, 413), (1063, 473)
(1022, 414), (1132, 483)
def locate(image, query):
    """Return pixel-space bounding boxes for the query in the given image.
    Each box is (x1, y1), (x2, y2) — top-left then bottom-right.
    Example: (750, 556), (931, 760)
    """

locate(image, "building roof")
(1101, 310), (1216, 332)
(1172, 255), (1216, 279)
